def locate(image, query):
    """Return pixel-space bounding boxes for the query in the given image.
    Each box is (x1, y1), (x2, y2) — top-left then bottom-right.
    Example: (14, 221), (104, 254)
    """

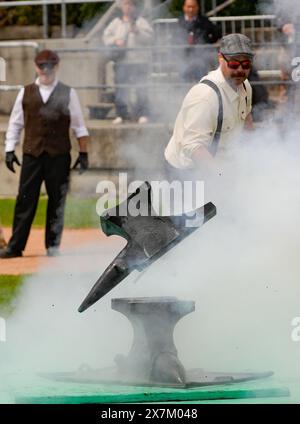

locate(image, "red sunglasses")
(221, 54), (252, 70)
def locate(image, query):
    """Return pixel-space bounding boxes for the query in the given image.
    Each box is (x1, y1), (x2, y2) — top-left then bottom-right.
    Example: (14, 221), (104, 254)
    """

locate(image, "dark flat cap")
(35, 49), (60, 65)
(219, 33), (254, 57)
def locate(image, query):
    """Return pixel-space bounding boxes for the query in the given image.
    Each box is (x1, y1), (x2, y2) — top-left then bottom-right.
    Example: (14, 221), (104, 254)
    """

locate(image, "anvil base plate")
(41, 368), (274, 389)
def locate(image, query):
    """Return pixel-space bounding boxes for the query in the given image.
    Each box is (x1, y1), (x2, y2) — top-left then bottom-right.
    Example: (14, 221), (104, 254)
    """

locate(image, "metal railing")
(45, 43), (291, 85)
(211, 15), (277, 42)
(0, 0), (114, 39)
(206, 0), (237, 17)
(0, 41), (38, 47)
(153, 15), (278, 45)
(0, 1), (278, 41)
(0, 42), (292, 92)
(0, 43), (297, 125)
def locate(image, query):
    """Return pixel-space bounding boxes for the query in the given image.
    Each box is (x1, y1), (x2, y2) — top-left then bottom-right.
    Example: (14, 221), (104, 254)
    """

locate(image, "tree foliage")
(0, 2), (110, 28)
(169, 0), (262, 17)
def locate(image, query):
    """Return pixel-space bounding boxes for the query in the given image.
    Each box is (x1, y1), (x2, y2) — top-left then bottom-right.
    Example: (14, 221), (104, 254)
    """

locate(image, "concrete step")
(100, 89), (115, 103)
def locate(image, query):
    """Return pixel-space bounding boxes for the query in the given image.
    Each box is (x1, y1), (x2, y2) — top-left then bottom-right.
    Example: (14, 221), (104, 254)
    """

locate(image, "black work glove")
(5, 151), (21, 173)
(72, 152), (89, 174)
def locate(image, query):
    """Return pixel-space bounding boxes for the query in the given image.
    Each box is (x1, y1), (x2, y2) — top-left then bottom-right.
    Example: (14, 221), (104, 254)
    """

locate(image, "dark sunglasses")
(37, 62), (55, 71)
(221, 54), (252, 70)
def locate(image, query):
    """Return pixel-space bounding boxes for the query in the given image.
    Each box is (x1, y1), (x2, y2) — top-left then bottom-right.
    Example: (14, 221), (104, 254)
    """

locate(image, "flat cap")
(219, 33), (254, 57)
(35, 49), (60, 65)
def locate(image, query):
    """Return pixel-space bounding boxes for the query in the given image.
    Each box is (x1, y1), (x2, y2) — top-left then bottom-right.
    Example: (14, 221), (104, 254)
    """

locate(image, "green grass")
(0, 275), (24, 316)
(0, 196), (100, 314)
(0, 196), (100, 229)
(0, 196), (101, 314)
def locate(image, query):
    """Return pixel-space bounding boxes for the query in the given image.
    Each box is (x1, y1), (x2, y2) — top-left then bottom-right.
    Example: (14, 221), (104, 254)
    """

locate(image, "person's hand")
(282, 23), (295, 35)
(5, 151), (21, 173)
(115, 39), (125, 47)
(72, 152), (89, 174)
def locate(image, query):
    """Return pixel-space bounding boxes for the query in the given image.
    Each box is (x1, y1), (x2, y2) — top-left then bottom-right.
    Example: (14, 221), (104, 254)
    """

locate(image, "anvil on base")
(43, 297), (274, 388)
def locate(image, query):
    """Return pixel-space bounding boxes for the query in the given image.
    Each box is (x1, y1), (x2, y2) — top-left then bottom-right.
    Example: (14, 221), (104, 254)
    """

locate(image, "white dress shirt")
(165, 67), (252, 169)
(102, 16), (154, 62)
(184, 14), (197, 22)
(5, 78), (89, 152)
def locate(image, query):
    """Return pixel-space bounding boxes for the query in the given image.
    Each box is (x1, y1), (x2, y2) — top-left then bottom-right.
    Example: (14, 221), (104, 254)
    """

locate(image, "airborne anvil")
(79, 182), (216, 312)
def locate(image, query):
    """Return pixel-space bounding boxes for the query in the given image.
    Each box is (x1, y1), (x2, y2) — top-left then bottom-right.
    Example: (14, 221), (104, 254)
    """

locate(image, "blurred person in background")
(174, 0), (221, 83)
(103, 0), (154, 124)
(247, 66), (269, 122)
(276, 11), (300, 107)
(0, 50), (89, 259)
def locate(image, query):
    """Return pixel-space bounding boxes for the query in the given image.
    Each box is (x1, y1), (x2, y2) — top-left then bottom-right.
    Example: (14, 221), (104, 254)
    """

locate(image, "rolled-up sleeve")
(69, 88), (89, 138)
(181, 96), (216, 159)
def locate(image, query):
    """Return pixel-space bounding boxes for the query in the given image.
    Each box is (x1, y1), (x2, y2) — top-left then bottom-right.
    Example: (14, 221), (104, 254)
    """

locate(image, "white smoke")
(2, 121), (300, 401)
(2, 0), (300, 402)
(259, 0), (299, 15)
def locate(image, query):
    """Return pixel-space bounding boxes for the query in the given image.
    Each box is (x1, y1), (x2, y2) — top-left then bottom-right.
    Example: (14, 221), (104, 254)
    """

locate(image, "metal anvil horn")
(78, 182), (216, 312)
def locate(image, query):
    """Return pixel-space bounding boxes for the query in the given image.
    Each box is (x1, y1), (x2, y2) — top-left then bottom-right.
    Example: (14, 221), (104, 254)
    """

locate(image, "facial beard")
(232, 72), (246, 79)
(230, 73), (247, 88)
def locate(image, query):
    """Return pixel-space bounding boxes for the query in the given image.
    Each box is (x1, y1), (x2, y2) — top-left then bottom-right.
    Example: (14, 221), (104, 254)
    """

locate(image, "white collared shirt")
(184, 14), (197, 22)
(5, 78), (89, 152)
(165, 67), (252, 169)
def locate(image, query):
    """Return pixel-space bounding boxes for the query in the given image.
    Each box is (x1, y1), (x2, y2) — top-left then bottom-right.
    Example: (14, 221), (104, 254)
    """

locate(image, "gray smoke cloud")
(259, 0), (299, 15)
(2, 0), (300, 403)
(2, 121), (300, 402)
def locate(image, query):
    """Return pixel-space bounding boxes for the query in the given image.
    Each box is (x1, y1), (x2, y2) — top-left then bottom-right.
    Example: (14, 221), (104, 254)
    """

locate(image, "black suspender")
(199, 80), (248, 156)
(200, 79), (223, 157)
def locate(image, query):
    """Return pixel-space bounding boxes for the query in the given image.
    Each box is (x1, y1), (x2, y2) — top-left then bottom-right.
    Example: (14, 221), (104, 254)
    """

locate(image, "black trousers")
(114, 62), (150, 119)
(8, 152), (71, 253)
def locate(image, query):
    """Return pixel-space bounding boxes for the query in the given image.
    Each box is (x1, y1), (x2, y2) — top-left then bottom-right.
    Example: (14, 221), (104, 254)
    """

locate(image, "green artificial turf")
(0, 196), (99, 229)
(0, 275), (24, 316)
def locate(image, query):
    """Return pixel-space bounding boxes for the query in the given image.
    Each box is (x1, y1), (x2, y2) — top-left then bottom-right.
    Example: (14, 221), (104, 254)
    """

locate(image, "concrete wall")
(0, 121), (170, 197)
(0, 38), (106, 117)
(0, 37), (172, 198)
(0, 25), (76, 41)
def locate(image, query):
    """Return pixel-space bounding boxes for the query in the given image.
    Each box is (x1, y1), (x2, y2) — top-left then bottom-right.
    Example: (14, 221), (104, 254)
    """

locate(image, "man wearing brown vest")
(0, 50), (89, 259)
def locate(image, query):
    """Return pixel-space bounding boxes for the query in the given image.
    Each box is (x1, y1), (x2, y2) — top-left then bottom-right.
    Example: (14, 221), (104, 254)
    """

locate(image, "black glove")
(72, 152), (89, 174)
(5, 151), (21, 173)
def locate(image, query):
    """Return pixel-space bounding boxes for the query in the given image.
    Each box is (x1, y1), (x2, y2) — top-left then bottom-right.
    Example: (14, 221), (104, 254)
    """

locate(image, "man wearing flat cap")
(165, 33), (253, 171)
(0, 49), (90, 258)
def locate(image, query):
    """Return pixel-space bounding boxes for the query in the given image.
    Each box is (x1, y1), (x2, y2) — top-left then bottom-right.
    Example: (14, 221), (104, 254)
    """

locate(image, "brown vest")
(22, 81), (71, 157)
